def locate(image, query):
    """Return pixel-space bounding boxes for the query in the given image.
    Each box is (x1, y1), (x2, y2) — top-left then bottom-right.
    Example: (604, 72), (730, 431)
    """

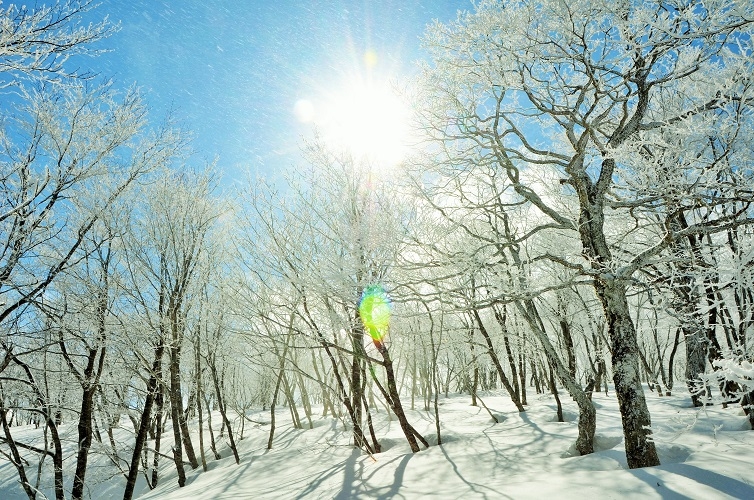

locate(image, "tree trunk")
(195, 340), (208, 472)
(210, 356), (240, 464)
(71, 386), (96, 500)
(123, 340), (165, 500)
(514, 301), (595, 455)
(684, 322), (709, 407)
(559, 316), (577, 380)
(596, 280), (660, 468)
(169, 341), (199, 471)
(361, 391), (381, 453)
(495, 305), (522, 403)
(267, 361), (284, 450)
(548, 363), (564, 422)
(204, 394), (221, 460)
(168, 345), (187, 486)
(518, 352), (527, 406)
(373, 340), (422, 452)
(468, 324), (479, 406)
(350, 336), (363, 446)
(472, 309), (525, 412)
(282, 372), (302, 429)
(151, 382), (165, 488)
(308, 299), (373, 454)
(0, 399), (36, 499)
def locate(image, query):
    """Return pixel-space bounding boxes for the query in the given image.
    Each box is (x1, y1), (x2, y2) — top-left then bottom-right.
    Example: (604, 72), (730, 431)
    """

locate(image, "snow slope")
(2, 389), (753, 499)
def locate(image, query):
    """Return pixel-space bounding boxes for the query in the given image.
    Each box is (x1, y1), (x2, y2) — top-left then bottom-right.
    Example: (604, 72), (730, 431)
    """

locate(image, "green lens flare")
(359, 285), (391, 342)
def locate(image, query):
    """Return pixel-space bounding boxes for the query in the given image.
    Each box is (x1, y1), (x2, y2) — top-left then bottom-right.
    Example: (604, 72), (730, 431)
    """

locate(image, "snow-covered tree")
(415, 0), (754, 468)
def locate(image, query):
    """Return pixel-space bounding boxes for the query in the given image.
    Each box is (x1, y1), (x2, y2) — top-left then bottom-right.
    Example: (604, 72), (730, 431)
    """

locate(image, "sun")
(295, 78), (413, 169)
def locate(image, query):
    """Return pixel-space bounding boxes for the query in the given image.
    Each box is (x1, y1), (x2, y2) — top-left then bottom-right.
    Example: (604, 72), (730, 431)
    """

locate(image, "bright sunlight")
(295, 77), (413, 168)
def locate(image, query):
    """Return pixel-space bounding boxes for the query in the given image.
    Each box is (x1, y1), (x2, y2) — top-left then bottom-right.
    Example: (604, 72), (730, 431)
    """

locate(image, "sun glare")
(295, 78), (413, 169)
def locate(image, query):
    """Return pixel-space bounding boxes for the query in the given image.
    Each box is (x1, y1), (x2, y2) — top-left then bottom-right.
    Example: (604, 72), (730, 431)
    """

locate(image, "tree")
(0, 0), (114, 90)
(121, 170), (223, 496)
(416, 0), (753, 468)
(47, 219), (121, 500)
(238, 142), (427, 454)
(402, 166), (598, 454)
(0, 58), (179, 500)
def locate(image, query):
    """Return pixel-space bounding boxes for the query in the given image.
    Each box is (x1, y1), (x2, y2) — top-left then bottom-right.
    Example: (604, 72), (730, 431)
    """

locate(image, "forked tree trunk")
(123, 339), (165, 500)
(168, 343), (187, 487)
(472, 309), (525, 412)
(372, 341), (423, 453)
(210, 356), (240, 464)
(169, 333), (199, 472)
(514, 302), (595, 456)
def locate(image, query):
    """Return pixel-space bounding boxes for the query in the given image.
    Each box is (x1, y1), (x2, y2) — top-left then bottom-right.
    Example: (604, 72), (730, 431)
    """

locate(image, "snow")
(2, 389), (753, 499)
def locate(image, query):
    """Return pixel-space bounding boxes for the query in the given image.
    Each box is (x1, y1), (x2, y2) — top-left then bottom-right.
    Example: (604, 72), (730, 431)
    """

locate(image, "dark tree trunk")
(308, 298), (373, 454)
(472, 309), (525, 412)
(548, 363), (564, 422)
(684, 323), (709, 407)
(596, 280), (660, 468)
(195, 339), (208, 471)
(530, 360), (542, 394)
(374, 341), (421, 452)
(210, 356), (240, 464)
(151, 379), (165, 487)
(168, 346), (187, 486)
(350, 336), (363, 446)
(169, 341), (199, 472)
(71, 386), (95, 500)
(123, 340), (165, 500)
(518, 352), (527, 406)
(267, 356), (285, 449)
(559, 317), (577, 380)
(468, 323), (478, 406)
(495, 305), (522, 403)
(204, 394), (221, 460)
(361, 391), (381, 453)
(0, 400), (36, 499)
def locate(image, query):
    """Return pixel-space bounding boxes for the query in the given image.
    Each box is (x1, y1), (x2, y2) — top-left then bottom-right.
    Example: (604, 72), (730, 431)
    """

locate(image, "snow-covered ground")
(2, 388), (753, 499)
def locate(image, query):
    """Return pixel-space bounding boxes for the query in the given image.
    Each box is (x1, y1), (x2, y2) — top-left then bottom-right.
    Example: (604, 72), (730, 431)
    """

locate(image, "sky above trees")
(86, 0), (462, 182)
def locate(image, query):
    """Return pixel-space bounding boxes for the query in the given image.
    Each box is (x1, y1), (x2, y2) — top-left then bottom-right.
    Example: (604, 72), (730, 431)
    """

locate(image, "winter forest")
(1, 1), (754, 499)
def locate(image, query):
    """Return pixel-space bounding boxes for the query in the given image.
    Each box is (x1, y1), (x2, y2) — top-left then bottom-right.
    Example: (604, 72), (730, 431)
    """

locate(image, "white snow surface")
(2, 389), (753, 499)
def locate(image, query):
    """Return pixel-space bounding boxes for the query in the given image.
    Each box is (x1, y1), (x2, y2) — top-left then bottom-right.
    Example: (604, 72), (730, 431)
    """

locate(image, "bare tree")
(121, 170), (223, 495)
(416, 0), (753, 468)
(0, 0), (115, 90)
(0, 61), (179, 500)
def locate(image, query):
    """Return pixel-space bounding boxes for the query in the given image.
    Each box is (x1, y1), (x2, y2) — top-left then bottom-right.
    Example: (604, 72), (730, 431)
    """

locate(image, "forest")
(0, 1), (753, 499)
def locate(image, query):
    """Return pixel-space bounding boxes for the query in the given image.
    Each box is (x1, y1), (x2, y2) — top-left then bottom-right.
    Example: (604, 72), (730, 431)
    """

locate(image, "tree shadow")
(439, 444), (512, 500)
(632, 463), (754, 498)
(292, 448), (362, 500)
(380, 454), (411, 499)
(331, 450), (412, 499)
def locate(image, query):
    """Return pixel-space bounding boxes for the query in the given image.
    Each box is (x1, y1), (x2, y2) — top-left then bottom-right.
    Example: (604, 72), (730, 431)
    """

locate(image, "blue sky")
(85, 1), (466, 183)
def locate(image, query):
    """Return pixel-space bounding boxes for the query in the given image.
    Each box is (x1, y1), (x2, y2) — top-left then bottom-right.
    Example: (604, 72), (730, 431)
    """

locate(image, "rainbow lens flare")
(359, 285), (391, 342)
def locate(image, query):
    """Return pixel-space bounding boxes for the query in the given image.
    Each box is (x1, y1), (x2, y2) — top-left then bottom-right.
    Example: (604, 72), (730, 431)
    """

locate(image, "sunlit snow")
(2, 389), (752, 499)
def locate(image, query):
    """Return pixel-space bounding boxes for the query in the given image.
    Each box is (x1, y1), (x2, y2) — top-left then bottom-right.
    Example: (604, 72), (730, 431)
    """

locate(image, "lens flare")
(359, 285), (391, 343)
